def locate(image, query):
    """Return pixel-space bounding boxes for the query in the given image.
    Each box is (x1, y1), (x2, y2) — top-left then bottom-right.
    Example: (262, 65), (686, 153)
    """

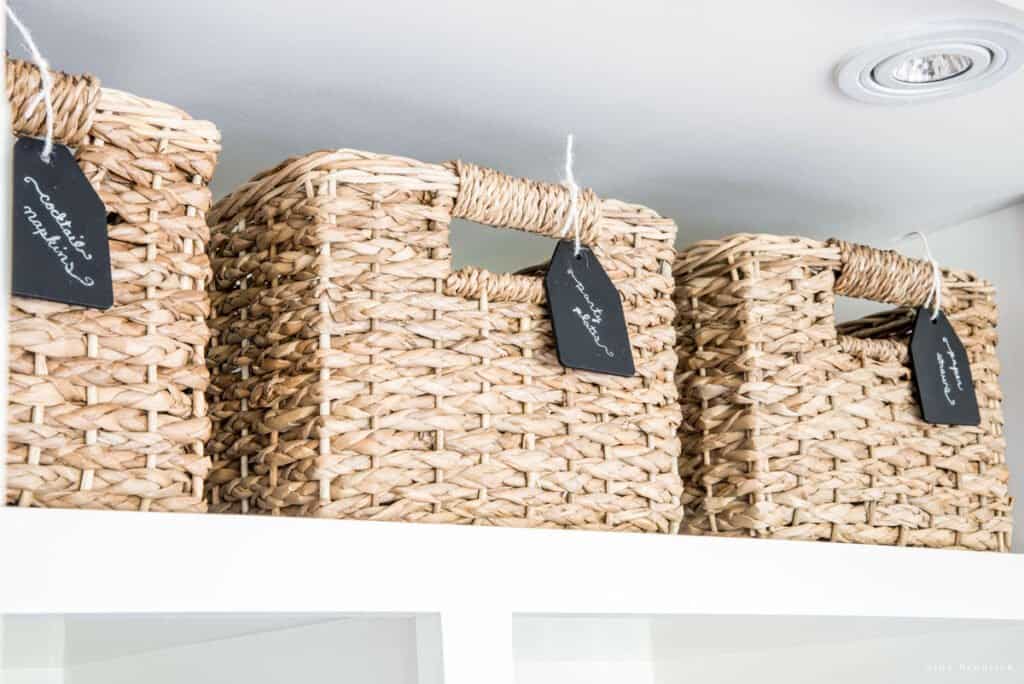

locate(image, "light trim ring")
(835, 20), (1024, 104)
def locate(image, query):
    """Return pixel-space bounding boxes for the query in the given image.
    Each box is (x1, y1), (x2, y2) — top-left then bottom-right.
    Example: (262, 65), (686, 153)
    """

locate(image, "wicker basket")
(6, 59), (221, 511)
(207, 149), (682, 531)
(674, 234), (1012, 550)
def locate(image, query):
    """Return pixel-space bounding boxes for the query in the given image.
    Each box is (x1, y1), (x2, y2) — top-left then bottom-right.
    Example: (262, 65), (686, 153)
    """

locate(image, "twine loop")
(7, 5), (56, 161)
(558, 133), (582, 255)
(902, 231), (943, 320)
(5, 10), (100, 157)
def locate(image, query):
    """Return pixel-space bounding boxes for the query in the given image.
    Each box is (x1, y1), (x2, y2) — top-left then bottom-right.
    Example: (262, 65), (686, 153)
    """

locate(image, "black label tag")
(544, 241), (634, 377)
(909, 307), (980, 426)
(12, 137), (113, 309)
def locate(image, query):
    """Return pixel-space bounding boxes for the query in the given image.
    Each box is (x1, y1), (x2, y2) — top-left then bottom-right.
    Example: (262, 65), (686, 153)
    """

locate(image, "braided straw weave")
(6, 58), (221, 511)
(207, 150), (682, 531)
(674, 234), (1011, 550)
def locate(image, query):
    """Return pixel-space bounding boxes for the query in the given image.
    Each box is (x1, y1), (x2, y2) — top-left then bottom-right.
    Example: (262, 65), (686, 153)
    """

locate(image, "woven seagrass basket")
(6, 58), (221, 511)
(207, 149), (682, 532)
(674, 234), (1012, 550)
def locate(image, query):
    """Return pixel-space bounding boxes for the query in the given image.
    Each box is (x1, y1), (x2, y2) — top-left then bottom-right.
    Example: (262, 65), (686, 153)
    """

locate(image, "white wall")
(6, 613), (1023, 684)
(929, 203), (1024, 551)
(2, 668), (64, 684)
(514, 616), (657, 684)
(837, 203), (1024, 551)
(66, 619), (418, 684)
(2, 616), (421, 684)
(651, 621), (1024, 683)
(514, 615), (1024, 684)
(2, 615), (64, 682)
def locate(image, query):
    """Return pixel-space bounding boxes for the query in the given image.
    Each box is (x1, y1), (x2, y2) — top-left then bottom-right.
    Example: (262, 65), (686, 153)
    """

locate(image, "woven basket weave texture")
(207, 150), (682, 532)
(6, 59), (221, 511)
(674, 234), (1011, 550)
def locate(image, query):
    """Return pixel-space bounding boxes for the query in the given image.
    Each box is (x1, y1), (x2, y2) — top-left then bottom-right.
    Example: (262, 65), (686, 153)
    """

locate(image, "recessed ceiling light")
(835, 20), (1024, 104)
(891, 53), (974, 83)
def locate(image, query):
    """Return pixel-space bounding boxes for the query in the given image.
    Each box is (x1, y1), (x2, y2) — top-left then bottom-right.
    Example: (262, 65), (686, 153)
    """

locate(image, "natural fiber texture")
(6, 58), (221, 511)
(207, 149), (682, 531)
(674, 234), (1011, 550)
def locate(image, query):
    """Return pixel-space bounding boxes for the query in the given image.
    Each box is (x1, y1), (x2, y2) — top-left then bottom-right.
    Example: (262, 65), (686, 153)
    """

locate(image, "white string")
(558, 133), (582, 256)
(903, 230), (943, 321)
(6, 4), (56, 163)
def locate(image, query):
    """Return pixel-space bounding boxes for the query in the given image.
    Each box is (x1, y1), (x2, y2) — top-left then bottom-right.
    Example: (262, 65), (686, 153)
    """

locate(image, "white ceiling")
(6, 0), (1024, 270)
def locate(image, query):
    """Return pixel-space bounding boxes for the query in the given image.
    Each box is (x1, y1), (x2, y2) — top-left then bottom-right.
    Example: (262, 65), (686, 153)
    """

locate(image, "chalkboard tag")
(909, 306), (980, 426)
(544, 241), (634, 376)
(12, 137), (113, 309)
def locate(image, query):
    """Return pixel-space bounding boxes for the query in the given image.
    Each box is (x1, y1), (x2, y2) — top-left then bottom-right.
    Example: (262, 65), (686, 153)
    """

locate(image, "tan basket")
(6, 59), (221, 511)
(207, 149), (683, 531)
(674, 234), (1012, 550)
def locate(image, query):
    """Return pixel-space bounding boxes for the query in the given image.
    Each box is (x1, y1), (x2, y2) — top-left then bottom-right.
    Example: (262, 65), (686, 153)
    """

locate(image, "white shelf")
(2, 507), (1022, 620)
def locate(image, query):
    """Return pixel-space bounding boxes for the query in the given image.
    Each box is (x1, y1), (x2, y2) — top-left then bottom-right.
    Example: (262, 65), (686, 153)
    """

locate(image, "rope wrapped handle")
(6, 57), (100, 147)
(828, 238), (944, 309)
(446, 160), (603, 246)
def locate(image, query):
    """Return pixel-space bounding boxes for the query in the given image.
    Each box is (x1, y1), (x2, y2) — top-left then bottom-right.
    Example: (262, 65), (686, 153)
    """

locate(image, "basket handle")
(828, 238), (944, 309)
(6, 57), (101, 148)
(446, 160), (603, 246)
